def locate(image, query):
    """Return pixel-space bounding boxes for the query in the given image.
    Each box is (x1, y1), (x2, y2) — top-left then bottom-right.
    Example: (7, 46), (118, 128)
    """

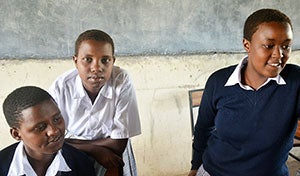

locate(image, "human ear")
(72, 55), (78, 64)
(72, 55), (79, 68)
(243, 38), (251, 53)
(10, 127), (21, 141)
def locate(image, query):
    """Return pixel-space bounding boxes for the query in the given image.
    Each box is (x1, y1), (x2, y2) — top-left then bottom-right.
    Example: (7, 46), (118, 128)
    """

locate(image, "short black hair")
(3, 86), (53, 128)
(74, 29), (115, 56)
(243, 8), (293, 41)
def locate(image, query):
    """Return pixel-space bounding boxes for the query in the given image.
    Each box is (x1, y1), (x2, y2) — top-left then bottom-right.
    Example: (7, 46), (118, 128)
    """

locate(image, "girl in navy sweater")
(189, 8), (300, 176)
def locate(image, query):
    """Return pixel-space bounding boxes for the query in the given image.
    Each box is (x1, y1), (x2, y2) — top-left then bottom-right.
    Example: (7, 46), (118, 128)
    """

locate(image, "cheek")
(78, 64), (89, 71)
(283, 55), (290, 63)
(251, 50), (271, 64)
(59, 122), (65, 132)
(23, 135), (44, 147)
(284, 51), (291, 58)
(77, 67), (90, 79)
(254, 48), (270, 57)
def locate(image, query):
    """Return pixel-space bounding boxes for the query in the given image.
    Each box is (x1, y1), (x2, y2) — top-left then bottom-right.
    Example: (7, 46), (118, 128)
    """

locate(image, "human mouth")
(267, 60), (282, 68)
(269, 63), (281, 67)
(49, 135), (63, 144)
(88, 75), (105, 81)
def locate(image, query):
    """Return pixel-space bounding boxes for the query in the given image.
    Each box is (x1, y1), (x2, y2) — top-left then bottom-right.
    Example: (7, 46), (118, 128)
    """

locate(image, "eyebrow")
(264, 38), (292, 43)
(28, 111), (61, 128)
(81, 54), (93, 57)
(102, 55), (112, 58)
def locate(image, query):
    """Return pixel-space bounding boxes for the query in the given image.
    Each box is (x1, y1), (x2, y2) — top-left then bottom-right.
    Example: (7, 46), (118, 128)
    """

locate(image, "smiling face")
(11, 99), (65, 159)
(73, 40), (115, 96)
(243, 22), (293, 82)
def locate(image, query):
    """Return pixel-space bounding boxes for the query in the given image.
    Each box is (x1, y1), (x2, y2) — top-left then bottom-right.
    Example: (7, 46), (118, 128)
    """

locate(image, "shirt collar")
(74, 75), (87, 98)
(224, 56), (286, 90)
(8, 141), (71, 176)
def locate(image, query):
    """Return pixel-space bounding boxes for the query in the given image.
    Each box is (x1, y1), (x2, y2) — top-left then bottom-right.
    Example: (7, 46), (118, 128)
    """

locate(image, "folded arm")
(65, 137), (128, 168)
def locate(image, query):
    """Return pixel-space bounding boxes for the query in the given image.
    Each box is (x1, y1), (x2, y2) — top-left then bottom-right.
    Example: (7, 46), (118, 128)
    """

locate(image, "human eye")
(281, 44), (291, 50)
(34, 123), (47, 132)
(83, 57), (93, 63)
(53, 115), (63, 124)
(262, 44), (274, 49)
(101, 56), (111, 65)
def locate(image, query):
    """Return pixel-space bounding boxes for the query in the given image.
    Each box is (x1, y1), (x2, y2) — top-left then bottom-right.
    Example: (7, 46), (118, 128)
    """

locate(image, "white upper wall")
(0, 52), (300, 175)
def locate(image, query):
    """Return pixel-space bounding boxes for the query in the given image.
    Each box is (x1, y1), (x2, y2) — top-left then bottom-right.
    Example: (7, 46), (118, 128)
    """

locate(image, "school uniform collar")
(74, 75), (86, 98)
(224, 56), (286, 90)
(7, 141), (71, 176)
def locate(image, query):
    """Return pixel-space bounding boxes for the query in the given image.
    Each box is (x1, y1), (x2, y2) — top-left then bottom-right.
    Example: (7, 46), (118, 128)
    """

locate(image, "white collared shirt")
(49, 66), (141, 140)
(7, 141), (71, 176)
(224, 56), (286, 90)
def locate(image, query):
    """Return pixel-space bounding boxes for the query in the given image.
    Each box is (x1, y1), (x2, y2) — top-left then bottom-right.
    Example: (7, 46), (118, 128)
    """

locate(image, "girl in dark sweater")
(0, 86), (95, 176)
(189, 8), (300, 176)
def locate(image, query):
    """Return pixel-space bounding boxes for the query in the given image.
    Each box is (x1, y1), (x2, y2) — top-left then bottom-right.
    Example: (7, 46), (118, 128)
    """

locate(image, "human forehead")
(19, 100), (60, 127)
(78, 40), (113, 55)
(253, 22), (293, 41)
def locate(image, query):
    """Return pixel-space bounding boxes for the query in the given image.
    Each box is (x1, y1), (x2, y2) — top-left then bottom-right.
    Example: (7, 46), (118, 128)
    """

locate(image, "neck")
(26, 153), (55, 176)
(83, 87), (101, 104)
(86, 91), (98, 104)
(242, 66), (267, 90)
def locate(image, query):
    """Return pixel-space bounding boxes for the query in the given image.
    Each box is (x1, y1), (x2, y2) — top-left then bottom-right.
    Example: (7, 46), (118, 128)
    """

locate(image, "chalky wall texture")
(0, 52), (300, 175)
(1, 0), (300, 175)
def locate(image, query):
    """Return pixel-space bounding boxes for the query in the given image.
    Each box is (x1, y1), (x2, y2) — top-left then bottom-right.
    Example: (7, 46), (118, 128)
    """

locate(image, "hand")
(91, 146), (124, 169)
(65, 138), (124, 169)
(188, 170), (197, 176)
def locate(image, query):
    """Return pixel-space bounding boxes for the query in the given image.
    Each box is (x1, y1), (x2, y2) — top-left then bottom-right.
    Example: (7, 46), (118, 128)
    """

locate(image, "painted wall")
(1, 0), (300, 58)
(1, 0), (300, 175)
(1, 52), (300, 175)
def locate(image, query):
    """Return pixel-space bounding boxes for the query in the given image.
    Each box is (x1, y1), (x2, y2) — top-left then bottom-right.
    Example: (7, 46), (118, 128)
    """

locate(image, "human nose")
(47, 124), (59, 136)
(272, 46), (284, 58)
(91, 60), (103, 72)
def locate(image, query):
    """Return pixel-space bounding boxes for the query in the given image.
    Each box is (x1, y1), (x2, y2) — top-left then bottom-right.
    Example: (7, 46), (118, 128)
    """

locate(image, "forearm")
(89, 137), (128, 155)
(64, 139), (96, 154)
(192, 112), (215, 169)
(65, 137), (128, 156)
(192, 124), (215, 169)
(65, 139), (125, 168)
(192, 87), (216, 169)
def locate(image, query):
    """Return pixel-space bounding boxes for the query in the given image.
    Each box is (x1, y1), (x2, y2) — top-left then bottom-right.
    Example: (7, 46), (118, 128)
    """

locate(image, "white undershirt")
(7, 141), (71, 176)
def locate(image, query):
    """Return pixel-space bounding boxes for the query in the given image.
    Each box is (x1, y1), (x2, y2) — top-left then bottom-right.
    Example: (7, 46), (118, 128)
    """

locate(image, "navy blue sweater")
(0, 142), (96, 176)
(192, 64), (300, 176)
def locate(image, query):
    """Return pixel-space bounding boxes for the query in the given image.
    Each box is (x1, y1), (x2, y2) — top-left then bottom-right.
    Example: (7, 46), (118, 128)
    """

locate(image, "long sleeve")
(191, 76), (216, 170)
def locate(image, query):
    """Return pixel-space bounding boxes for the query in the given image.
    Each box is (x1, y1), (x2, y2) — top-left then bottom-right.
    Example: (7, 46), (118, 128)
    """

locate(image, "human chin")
(264, 68), (281, 78)
(84, 82), (103, 93)
(92, 83), (104, 91)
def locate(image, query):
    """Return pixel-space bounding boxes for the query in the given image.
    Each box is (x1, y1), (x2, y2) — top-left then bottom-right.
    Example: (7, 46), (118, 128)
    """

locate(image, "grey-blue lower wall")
(0, 0), (300, 58)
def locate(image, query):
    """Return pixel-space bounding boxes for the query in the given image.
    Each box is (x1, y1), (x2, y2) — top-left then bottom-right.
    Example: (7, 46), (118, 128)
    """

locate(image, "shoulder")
(111, 66), (130, 79)
(110, 66), (132, 86)
(0, 142), (18, 160)
(207, 65), (236, 85)
(280, 64), (300, 83)
(0, 143), (19, 175)
(49, 69), (78, 94)
(50, 69), (78, 88)
(211, 65), (236, 78)
(61, 143), (95, 175)
(281, 64), (300, 75)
